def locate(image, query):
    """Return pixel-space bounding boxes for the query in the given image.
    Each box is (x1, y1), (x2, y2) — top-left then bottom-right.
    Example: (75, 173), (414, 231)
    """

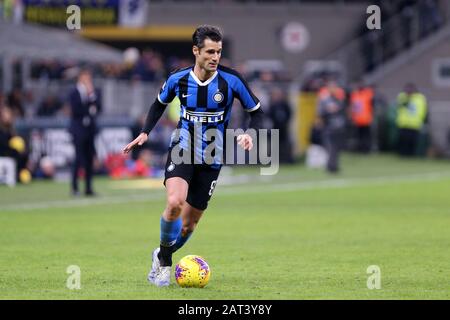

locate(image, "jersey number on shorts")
(208, 180), (217, 196)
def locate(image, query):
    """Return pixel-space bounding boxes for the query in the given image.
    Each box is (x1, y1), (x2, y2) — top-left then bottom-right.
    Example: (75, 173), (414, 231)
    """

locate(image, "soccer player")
(123, 25), (264, 287)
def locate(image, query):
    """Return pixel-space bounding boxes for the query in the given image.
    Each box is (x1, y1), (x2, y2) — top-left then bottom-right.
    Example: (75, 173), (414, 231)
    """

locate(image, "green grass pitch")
(0, 153), (449, 299)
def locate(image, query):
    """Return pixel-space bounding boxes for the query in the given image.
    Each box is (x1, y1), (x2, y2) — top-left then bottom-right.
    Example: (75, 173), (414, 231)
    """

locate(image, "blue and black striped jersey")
(158, 65), (260, 167)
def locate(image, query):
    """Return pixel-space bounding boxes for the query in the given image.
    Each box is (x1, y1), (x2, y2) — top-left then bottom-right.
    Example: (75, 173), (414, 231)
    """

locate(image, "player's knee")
(166, 195), (185, 216)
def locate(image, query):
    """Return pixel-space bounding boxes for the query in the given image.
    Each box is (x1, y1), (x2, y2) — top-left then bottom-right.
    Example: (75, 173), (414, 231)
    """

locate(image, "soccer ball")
(175, 255), (211, 288)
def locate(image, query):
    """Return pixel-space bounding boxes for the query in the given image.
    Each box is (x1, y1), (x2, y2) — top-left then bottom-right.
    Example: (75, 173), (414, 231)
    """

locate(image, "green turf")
(1, 153), (449, 299)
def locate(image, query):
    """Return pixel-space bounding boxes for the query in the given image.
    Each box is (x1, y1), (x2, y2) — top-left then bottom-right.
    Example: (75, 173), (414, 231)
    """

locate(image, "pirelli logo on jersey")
(182, 110), (224, 123)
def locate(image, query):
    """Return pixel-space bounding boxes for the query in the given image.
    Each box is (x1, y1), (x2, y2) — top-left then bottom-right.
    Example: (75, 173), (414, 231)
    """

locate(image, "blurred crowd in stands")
(0, 46), (291, 120)
(0, 50), (294, 183)
(307, 74), (428, 173)
(359, 0), (445, 72)
(0, 42), (432, 185)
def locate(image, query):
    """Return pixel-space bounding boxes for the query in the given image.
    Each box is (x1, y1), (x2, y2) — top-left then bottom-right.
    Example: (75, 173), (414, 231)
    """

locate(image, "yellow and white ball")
(175, 255), (211, 288)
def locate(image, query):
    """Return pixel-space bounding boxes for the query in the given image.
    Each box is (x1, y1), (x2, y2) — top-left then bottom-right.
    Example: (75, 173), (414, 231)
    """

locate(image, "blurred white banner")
(119, 0), (148, 27)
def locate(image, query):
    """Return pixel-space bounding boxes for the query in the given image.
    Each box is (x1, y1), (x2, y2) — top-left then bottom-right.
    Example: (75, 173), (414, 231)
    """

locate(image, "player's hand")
(237, 134), (253, 151)
(123, 133), (148, 154)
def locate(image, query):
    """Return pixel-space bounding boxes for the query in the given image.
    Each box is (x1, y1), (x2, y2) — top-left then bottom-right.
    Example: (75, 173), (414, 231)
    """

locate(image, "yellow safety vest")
(396, 93), (427, 130)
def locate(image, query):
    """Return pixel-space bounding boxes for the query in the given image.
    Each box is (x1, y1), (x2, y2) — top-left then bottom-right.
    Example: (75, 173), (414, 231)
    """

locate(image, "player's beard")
(205, 61), (218, 72)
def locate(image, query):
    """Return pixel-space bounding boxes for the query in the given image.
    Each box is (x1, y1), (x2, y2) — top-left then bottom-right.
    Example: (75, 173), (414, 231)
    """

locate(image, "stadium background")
(0, 0), (449, 300)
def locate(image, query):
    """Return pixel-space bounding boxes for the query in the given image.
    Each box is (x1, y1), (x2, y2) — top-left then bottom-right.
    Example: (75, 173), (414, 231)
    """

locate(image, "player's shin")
(159, 216), (182, 266)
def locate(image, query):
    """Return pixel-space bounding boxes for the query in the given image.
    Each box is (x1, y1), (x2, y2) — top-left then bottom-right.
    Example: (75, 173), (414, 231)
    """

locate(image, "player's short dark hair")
(192, 25), (223, 49)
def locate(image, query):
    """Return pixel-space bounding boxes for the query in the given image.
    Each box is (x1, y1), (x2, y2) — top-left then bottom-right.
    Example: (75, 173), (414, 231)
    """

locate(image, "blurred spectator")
(371, 85), (389, 152)
(36, 94), (62, 117)
(34, 155), (56, 179)
(7, 87), (25, 118)
(259, 70), (275, 83)
(302, 75), (325, 92)
(317, 80), (347, 173)
(0, 106), (30, 183)
(69, 69), (102, 196)
(31, 59), (63, 80)
(121, 47), (140, 81)
(349, 81), (374, 153)
(22, 89), (36, 119)
(268, 87), (293, 163)
(131, 49), (166, 82)
(318, 79), (346, 102)
(306, 119), (327, 169)
(395, 83), (428, 156)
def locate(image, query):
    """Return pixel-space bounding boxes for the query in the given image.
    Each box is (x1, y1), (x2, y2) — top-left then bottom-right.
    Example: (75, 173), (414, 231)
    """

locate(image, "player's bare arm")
(123, 132), (148, 154)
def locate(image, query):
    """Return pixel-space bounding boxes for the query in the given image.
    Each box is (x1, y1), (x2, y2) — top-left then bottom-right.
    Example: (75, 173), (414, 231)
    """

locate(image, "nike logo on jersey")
(182, 93), (192, 98)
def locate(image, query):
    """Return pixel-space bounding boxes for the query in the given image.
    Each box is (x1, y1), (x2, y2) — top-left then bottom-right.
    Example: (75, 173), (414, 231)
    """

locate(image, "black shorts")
(163, 148), (221, 211)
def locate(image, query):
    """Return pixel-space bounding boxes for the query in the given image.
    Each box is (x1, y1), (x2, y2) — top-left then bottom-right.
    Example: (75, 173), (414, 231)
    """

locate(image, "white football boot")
(151, 266), (171, 287)
(147, 247), (160, 283)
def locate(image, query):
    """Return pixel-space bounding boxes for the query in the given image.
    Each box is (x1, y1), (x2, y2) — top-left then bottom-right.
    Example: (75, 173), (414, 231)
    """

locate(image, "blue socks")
(159, 217), (182, 266)
(173, 231), (193, 252)
(160, 216), (182, 247)
(159, 216), (194, 265)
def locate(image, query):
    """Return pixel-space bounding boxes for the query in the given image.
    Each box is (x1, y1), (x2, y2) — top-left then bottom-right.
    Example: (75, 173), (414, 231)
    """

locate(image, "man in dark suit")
(69, 69), (101, 196)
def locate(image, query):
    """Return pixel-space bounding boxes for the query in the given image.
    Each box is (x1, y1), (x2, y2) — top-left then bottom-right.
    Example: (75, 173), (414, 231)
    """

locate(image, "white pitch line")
(0, 193), (164, 212)
(217, 171), (450, 195)
(1, 171), (450, 212)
